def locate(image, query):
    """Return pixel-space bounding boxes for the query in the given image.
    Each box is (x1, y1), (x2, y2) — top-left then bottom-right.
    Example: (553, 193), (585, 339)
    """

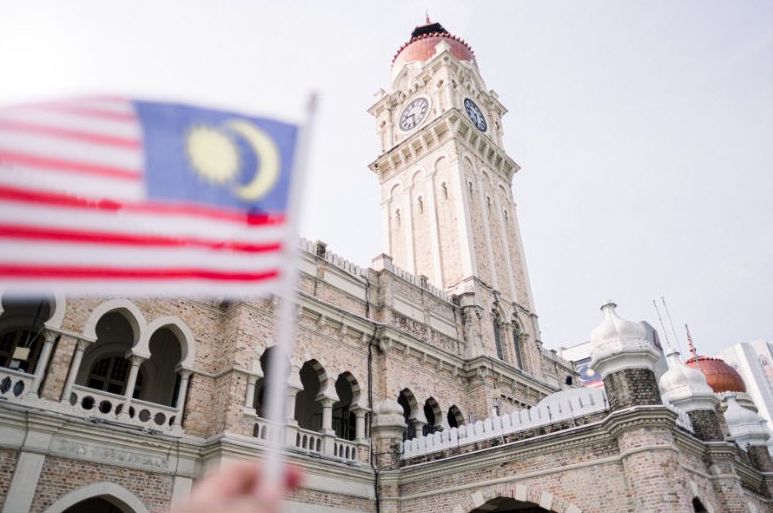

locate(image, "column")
(320, 397), (336, 435)
(425, 173), (445, 287)
(171, 369), (192, 430)
(284, 372), (303, 447)
(353, 406), (369, 443)
(244, 375), (258, 413)
(118, 354), (145, 419)
(61, 338), (91, 402)
(319, 393), (338, 457)
(28, 330), (57, 399)
(352, 406), (370, 463)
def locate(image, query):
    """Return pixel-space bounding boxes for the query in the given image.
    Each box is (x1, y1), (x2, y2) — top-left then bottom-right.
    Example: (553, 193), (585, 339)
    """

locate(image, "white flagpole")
(262, 93), (318, 493)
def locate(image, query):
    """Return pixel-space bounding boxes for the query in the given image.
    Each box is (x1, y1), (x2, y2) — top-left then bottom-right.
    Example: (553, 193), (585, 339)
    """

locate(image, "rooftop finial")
(685, 324), (698, 359)
(425, 10), (431, 24)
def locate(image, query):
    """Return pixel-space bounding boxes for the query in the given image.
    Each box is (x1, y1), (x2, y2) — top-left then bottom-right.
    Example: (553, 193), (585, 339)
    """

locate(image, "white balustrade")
(68, 385), (181, 432)
(401, 388), (610, 460)
(333, 438), (358, 462)
(294, 427), (323, 455)
(247, 415), (365, 464)
(0, 368), (34, 400)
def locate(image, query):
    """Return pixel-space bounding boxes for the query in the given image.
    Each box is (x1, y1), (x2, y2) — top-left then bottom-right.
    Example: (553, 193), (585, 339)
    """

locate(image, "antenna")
(661, 296), (684, 356)
(652, 299), (675, 354)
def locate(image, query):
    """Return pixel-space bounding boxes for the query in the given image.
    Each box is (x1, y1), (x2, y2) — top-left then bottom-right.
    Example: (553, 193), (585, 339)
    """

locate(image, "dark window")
(87, 356), (143, 397)
(493, 320), (504, 360)
(512, 325), (524, 369)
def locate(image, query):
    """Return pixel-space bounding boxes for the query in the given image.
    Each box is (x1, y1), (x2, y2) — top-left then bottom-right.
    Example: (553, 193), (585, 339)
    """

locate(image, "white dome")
(590, 301), (647, 347)
(589, 302), (660, 378)
(724, 394), (769, 449)
(659, 352), (717, 412)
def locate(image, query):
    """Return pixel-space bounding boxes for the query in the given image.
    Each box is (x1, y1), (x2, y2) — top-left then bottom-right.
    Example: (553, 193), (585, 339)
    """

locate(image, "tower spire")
(425, 10), (431, 24)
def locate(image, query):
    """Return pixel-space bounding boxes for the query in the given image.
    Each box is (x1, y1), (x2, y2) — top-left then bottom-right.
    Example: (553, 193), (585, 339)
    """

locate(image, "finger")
(190, 461), (262, 500)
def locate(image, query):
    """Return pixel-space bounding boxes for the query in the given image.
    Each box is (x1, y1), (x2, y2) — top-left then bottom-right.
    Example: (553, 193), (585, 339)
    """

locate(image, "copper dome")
(392, 21), (474, 69)
(685, 356), (746, 393)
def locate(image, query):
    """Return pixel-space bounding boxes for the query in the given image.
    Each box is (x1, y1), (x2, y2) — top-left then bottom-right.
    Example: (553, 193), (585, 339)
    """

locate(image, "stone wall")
(29, 457), (173, 513)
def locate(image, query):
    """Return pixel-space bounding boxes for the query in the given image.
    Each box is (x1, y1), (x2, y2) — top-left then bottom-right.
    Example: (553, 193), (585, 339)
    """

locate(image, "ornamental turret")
(589, 301), (661, 411)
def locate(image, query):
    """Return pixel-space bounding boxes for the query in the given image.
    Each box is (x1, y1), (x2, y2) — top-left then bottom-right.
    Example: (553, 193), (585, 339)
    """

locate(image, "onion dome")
(659, 352), (717, 412)
(684, 332), (747, 393)
(392, 19), (475, 70)
(724, 393), (769, 448)
(590, 301), (660, 378)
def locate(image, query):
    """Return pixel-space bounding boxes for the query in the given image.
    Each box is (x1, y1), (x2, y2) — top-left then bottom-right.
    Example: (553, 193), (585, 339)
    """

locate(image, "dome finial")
(685, 323), (698, 359)
(425, 10), (431, 25)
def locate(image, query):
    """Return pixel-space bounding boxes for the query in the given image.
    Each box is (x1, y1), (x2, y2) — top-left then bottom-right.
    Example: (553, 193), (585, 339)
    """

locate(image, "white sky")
(1, 1), (771, 356)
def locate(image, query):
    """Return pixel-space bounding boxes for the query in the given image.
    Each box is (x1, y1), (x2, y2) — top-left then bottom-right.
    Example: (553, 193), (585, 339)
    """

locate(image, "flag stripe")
(26, 103), (137, 122)
(2, 243), (283, 271)
(0, 168), (145, 201)
(0, 205), (286, 245)
(0, 223), (282, 254)
(0, 131), (142, 170)
(0, 109), (141, 139)
(0, 185), (285, 226)
(0, 264), (279, 282)
(0, 151), (140, 180)
(0, 119), (141, 148)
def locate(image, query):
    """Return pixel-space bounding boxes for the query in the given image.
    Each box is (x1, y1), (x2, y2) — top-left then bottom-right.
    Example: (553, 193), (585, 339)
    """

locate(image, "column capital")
(126, 353), (147, 366)
(75, 338), (93, 352)
(43, 330), (58, 344)
(318, 396), (337, 408)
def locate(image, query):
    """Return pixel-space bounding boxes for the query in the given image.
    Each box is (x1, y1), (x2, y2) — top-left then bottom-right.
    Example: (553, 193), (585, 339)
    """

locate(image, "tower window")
(441, 182), (448, 200)
(395, 209), (401, 227)
(468, 182), (473, 195)
(417, 196), (424, 213)
(493, 319), (504, 360)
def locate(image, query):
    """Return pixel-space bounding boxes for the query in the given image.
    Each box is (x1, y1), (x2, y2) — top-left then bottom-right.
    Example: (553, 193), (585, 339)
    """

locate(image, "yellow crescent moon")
(226, 119), (280, 201)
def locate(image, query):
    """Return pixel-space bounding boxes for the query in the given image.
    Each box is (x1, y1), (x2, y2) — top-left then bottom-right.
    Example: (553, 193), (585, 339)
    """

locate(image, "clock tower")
(369, 20), (544, 368)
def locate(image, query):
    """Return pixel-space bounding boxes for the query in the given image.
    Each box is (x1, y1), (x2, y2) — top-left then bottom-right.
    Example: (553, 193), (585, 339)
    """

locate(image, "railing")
(0, 367), (34, 400)
(333, 438), (358, 462)
(294, 427), (322, 455)
(69, 385), (180, 432)
(401, 388), (609, 459)
(247, 415), (366, 464)
(540, 347), (573, 369)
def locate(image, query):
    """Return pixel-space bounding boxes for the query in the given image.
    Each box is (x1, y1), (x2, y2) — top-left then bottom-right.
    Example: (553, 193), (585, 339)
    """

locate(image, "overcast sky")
(1, 1), (771, 356)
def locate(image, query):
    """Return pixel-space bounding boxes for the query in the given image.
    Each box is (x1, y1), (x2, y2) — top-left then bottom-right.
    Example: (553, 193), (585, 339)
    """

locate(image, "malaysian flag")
(0, 96), (300, 296)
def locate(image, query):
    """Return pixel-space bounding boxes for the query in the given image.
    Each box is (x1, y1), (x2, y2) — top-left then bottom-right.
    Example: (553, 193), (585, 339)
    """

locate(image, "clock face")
(398, 97), (430, 132)
(464, 98), (487, 132)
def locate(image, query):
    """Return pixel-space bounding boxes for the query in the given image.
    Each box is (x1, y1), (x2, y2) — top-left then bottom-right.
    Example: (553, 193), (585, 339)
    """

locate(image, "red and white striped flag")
(0, 96), (301, 296)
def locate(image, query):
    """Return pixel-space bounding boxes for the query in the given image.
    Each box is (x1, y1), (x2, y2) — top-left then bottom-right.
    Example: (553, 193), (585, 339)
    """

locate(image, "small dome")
(589, 301), (660, 378)
(392, 21), (475, 70)
(724, 394), (769, 448)
(659, 353), (716, 412)
(590, 301), (648, 348)
(682, 327), (746, 393)
(686, 356), (746, 393)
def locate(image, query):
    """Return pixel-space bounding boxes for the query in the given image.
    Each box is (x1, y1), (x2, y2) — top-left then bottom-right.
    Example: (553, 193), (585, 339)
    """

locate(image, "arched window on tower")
(512, 322), (524, 370)
(417, 196), (424, 214)
(492, 317), (504, 360)
(395, 209), (401, 227)
(423, 397), (442, 436)
(447, 405), (464, 429)
(692, 497), (708, 512)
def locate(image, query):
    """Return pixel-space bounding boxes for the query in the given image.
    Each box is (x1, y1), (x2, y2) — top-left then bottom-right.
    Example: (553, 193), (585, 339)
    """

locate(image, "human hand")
(169, 462), (303, 513)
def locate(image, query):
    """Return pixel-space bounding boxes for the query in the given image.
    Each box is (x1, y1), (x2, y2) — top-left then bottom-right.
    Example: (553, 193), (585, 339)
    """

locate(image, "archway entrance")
(471, 497), (553, 513)
(63, 497), (128, 513)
